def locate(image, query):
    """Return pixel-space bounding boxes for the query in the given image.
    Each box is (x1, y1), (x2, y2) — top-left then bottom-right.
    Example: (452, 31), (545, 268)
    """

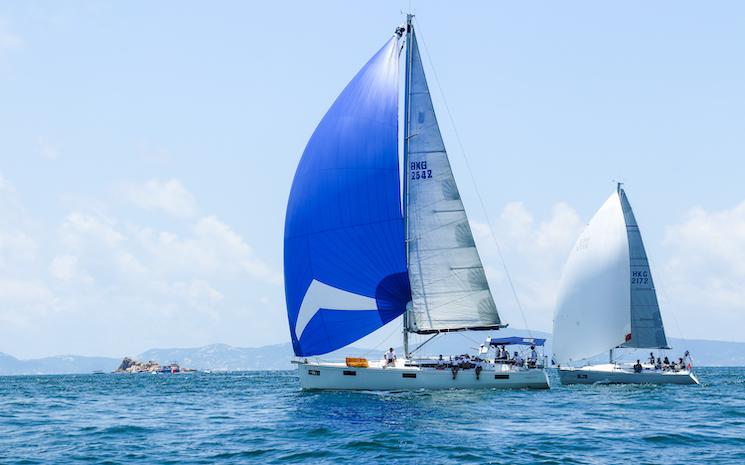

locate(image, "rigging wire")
(413, 18), (533, 337)
(455, 330), (486, 348)
(359, 318), (410, 359)
(646, 252), (693, 364)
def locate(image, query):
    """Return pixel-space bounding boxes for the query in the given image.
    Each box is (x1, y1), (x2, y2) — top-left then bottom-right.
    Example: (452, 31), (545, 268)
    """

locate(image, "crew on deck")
(475, 358), (483, 379)
(633, 360), (643, 373)
(645, 353), (691, 372)
(496, 345), (508, 361)
(384, 347), (396, 367)
(528, 345), (538, 368)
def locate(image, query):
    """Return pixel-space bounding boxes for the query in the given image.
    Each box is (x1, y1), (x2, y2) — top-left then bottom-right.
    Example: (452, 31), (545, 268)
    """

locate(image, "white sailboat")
(553, 184), (698, 385)
(284, 16), (549, 390)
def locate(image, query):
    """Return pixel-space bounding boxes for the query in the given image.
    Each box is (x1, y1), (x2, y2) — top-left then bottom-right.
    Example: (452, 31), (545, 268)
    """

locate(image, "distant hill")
(138, 343), (296, 371)
(2, 333), (745, 375)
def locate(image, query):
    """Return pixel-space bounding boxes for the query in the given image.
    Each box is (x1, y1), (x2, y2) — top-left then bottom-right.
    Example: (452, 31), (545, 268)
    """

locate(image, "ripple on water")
(0, 368), (743, 464)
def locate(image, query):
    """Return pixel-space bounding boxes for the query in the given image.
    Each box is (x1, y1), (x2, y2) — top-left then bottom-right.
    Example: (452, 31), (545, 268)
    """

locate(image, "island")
(114, 357), (194, 373)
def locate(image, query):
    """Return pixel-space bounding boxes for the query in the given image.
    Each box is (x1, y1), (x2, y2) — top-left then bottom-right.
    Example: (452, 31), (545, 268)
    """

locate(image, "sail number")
(631, 270), (649, 285)
(410, 161), (432, 180)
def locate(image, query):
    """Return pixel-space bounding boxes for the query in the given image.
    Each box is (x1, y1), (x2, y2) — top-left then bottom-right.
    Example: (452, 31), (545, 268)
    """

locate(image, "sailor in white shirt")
(474, 358), (484, 379)
(384, 347), (396, 367)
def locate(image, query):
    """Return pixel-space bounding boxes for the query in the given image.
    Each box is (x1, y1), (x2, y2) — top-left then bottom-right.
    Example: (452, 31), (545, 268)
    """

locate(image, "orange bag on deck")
(346, 357), (369, 368)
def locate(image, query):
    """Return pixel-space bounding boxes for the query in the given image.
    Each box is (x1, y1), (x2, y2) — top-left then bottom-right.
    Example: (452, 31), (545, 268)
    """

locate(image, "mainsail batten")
(403, 29), (501, 334)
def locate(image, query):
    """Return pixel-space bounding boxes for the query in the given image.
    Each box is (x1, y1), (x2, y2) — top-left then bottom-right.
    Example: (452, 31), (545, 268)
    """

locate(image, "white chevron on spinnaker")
(295, 280), (378, 340)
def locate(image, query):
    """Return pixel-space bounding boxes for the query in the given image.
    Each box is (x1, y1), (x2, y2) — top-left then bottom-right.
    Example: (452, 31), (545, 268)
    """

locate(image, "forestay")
(284, 37), (411, 357)
(553, 192), (631, 365)
(404, 31), (501, 334)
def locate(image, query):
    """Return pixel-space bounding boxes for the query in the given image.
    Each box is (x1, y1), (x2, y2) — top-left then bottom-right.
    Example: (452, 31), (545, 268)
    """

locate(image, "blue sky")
(0, 1), (743, 358)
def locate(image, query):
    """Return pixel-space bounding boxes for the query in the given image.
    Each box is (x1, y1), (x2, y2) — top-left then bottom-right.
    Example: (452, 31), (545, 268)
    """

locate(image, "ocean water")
(1, 368), (743, 464)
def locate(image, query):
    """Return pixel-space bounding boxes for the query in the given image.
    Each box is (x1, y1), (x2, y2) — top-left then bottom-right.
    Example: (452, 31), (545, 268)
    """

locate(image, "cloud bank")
(0, 175), (282, 358)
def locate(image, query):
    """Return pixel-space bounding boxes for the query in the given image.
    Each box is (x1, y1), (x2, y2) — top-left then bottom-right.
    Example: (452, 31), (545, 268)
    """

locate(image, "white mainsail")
(553, 192), (631, 365)
(403, 30), (501, 334)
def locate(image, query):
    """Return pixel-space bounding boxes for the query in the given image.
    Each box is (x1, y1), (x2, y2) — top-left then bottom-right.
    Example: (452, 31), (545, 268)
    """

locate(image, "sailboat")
(283, 16), (550, 390)
(553, 184), (698, 385)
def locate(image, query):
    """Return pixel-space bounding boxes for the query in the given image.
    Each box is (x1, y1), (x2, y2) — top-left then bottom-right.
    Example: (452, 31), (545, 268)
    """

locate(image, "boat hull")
(297, 362), (550, 391)
(558, 365), (699, 385)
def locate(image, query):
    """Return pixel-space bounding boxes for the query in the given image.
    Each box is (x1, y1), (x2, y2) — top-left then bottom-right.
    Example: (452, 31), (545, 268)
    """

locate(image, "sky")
(0, 1), (743, 358)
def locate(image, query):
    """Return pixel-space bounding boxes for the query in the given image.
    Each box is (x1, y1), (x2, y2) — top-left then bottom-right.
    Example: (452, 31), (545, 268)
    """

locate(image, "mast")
(402, 13), (414, 359)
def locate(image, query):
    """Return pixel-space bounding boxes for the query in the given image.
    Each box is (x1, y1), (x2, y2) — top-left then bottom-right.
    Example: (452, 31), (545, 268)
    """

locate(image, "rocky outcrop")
(115, 357), (161, 373)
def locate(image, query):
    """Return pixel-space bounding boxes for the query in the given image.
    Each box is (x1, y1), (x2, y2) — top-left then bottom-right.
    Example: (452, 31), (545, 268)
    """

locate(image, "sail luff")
(403, 27), (502, 334)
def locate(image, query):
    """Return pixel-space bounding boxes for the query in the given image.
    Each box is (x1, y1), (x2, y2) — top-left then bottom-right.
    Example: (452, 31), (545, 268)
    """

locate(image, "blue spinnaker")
(284, 36), (411, 357)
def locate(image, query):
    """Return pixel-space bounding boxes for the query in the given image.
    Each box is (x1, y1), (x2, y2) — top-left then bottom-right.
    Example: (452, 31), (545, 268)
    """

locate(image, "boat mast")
(402, 13), (414, 359)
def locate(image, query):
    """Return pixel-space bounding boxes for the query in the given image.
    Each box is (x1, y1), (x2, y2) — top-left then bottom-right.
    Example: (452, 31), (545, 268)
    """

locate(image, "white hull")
(297, 360), (550, 391)
(558, 364), (699, 385)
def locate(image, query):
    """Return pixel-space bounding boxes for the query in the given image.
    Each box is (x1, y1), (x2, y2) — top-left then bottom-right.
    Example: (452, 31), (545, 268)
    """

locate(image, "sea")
(1, 367), (743, 464)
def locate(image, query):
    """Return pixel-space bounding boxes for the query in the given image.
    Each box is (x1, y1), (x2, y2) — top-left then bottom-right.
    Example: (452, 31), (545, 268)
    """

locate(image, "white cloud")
(0, 19), (23, 53)
(121, 178), (198, 219)
(61, 212), (125, 248)
(126, 215), (280, 284)
(0, 170), (284, 358)
(0, 231), (38, 269)
(163, 279), (224, 319)
(661, 201), (745, 340)
(49, 254), (92, 284)
(0, 279), (58, 325)
(472, 202), (584, 333)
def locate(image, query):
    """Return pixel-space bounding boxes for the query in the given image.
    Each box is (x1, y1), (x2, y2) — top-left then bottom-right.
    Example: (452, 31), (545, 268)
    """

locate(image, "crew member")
(528, 345), (538, 368)
(633, 360), (643, 373)
(384, 347), (396, 367)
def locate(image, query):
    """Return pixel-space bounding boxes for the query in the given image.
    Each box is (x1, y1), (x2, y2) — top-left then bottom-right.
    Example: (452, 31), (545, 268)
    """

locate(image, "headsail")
(553, 193), (631, 365)
(618, 187), (668, 349)
(403, 29), (501, 334)
(284, 37), (411, 357)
